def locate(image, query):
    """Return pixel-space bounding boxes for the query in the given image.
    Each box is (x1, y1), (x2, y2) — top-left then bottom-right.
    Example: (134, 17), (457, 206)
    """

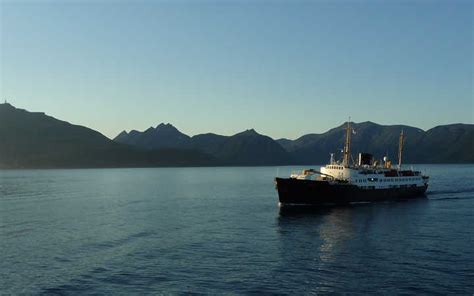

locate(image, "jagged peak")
(234, 128), (262, 137)
(156, 122), (175, 129)
(155, 123), (184, 134)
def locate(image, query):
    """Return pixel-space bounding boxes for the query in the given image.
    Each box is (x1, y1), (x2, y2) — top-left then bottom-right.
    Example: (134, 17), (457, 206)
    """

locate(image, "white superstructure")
(290, 121), (429, 190)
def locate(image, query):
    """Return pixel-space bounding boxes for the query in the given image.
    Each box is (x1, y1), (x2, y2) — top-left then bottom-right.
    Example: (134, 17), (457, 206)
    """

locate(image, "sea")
(1, 164), (473, 294)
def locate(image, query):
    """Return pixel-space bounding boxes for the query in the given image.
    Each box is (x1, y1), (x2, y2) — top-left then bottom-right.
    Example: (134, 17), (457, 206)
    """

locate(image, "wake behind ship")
(275, 122), (429, 206)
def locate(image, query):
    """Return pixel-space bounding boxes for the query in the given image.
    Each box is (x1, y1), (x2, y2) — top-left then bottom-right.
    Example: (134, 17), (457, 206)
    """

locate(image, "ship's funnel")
(358, 153), (373, 166)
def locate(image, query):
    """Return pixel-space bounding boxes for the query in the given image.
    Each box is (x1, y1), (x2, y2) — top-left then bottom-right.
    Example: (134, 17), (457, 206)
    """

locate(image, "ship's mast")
(343, 119), (351, 167)
(398, 129), (404, 170)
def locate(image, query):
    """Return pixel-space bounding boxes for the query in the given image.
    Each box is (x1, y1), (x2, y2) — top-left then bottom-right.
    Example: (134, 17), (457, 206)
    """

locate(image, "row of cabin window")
(386, 177), (420, 182)
(328, 166), (343, 170)
(356, 177), (419, 183)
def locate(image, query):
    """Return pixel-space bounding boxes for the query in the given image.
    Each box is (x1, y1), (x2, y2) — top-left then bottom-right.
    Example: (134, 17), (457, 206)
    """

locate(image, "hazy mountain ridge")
(0, 104), (214, 168)
(279, 122), (473, 164)
(212, 129), (292, 165)
(115, 123), (192, 150)
(1, 103), (472, 168)
(116, 127), (292, 165)
(115, 120), (474, 165)
(190, 133), (228, 155)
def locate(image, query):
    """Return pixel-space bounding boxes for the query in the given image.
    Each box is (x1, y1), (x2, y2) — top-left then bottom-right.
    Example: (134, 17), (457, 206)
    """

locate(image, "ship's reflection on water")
(276, 206), (356, 293)
(317, 209), (355, 263)
(278, 205), (356, 263)
(275, 200), (430, 292)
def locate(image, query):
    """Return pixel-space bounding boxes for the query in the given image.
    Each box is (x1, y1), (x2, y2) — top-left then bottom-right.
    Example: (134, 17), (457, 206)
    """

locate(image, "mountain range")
(0, 103), (213, 168)
(277, 122), (474, 164)
(115, 126), (291, 165)
(1, 103), (473, 168)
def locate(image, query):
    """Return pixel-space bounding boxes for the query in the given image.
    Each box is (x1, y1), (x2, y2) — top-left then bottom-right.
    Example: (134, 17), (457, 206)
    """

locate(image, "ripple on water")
(1, 165), (474, 294)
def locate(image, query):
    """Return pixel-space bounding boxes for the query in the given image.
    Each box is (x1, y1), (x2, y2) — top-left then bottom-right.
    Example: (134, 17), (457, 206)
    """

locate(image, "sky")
(0, 0), (472, 140)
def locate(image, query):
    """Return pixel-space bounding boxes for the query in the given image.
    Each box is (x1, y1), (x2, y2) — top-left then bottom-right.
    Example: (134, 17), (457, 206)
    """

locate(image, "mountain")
(412, 124), (474, 163)
(0, 104), (213, 168)
(115, 126), (292, 165)
(1, 103), (472, 168)
(190, 133), (228, 155)
(116, 120), (473, 165)
(280, 121), (474, 164)
(213, 129), (292, 165)
(114, 123), (191, 149)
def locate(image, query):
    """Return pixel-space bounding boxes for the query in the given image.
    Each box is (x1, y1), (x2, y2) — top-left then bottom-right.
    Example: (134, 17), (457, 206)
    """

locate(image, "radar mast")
(343, 119), (352, 167)
(398, 129), (404, 170)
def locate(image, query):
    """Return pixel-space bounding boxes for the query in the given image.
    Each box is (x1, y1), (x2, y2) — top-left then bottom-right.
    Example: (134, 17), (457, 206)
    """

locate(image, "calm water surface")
(1, 165), (473, 294)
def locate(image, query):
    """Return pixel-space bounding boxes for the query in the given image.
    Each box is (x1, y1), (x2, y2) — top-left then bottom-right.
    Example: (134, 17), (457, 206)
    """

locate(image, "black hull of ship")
(275, 178), (428, 206)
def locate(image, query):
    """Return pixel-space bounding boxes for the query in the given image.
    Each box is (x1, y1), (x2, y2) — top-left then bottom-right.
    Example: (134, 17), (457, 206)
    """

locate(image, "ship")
(275, 121), (429, 206)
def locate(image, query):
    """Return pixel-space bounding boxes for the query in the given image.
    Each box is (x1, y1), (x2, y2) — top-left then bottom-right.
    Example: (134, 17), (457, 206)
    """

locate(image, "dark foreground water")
(1, 165), (473, 294)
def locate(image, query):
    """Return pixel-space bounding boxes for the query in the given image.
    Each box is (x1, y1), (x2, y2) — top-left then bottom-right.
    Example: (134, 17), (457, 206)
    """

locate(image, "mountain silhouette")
(278, 121), (474, 164)
(213, 129), (292, 165)
(0, 104), (213, 168)
(116, 127), (292, 165)
(1, 103), (472, 168)
(115, 123), (191, 149)
(190, 133), (228, 155)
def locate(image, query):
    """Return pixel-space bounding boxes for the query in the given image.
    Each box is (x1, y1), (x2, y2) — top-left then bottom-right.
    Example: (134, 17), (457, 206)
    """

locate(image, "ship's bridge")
(321, 165), (355, 180)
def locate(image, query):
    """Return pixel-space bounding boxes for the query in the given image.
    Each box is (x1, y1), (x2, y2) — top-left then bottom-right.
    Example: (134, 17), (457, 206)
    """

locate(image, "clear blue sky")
(1, 0), (472, 140)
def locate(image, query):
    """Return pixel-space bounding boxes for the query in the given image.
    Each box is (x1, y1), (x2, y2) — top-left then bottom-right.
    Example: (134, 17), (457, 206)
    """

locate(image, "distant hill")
(1, 103), (472, 168)
(115, 123), (191, 150)
(116, 126), (292, 165)
(213, 129), (292, 165)
(190, 133), (228, 155)
(116, 120), (474, 165)
(0, 104), (213, 168)
(412, 124), (474, 163)
(278, 121), (474, 164)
